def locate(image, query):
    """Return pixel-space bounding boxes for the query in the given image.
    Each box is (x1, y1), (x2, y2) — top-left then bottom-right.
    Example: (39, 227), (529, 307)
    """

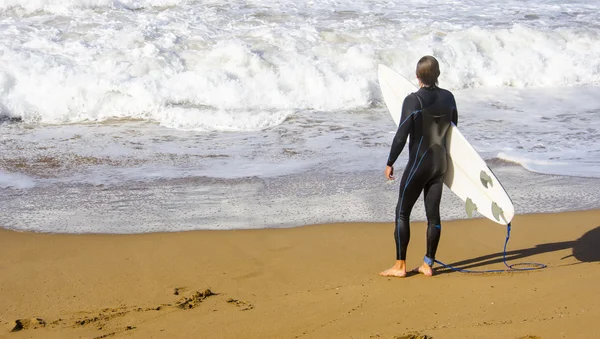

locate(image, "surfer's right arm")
(386, 94), (420, 169)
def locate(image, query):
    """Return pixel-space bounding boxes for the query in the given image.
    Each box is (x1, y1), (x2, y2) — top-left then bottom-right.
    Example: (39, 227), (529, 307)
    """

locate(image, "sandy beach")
(1, 209), (599, 339)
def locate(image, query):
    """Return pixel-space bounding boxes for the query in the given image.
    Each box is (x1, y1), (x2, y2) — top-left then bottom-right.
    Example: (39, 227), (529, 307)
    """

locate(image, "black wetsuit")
(386, 86), (458, 266)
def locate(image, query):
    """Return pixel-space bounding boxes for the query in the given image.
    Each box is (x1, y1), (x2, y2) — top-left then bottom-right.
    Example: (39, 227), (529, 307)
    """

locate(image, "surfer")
(380, 56), (458, 278)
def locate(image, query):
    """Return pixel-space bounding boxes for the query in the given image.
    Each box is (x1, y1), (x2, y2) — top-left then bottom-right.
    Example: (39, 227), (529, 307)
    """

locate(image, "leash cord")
(433, 223), (547, 273)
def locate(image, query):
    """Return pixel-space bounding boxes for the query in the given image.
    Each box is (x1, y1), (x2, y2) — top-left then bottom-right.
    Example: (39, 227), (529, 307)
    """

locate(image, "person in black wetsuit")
(380, 56), (458, 278)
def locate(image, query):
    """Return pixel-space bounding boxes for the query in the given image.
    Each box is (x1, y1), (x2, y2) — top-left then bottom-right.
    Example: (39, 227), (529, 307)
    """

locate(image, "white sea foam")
(1, 0), (599, 131)
(1, 0), (600, 234)
(1, 0), (600, 183)
(0, 170), (36, 189)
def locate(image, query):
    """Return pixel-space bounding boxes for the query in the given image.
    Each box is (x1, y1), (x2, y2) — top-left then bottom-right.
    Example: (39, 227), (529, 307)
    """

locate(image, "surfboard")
(378, 64), (514, 225)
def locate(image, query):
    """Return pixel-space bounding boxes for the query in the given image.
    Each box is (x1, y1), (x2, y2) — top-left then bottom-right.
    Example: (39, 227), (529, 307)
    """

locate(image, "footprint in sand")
(394, 332), (433, 339)
(226, 298), (255, 311)
(9, 288), (218, 336)
(11, 318), (46, 332)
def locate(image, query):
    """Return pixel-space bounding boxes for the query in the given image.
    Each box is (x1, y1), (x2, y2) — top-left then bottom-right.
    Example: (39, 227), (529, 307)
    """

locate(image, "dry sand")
(1, 210), (599, 339)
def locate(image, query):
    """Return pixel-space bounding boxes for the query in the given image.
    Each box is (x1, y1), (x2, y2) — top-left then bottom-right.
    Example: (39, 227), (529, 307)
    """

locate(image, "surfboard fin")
(480, 170), (493, 188)
(465, 198), (477, 218)
(491, 202), (505, 222)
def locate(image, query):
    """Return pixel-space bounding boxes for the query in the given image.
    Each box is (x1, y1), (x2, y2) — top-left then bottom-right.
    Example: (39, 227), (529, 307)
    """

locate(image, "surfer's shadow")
(436, 225), (600, 274)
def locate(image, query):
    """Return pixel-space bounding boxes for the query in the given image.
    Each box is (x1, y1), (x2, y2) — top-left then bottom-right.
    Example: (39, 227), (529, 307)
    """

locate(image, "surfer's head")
(416, 55), (440, 87)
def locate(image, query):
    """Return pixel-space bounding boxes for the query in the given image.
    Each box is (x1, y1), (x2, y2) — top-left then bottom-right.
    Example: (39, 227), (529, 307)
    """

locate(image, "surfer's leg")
(380, 163), (425, 277)
(396, 160), (431, 259)
(418, 177), (444, 276)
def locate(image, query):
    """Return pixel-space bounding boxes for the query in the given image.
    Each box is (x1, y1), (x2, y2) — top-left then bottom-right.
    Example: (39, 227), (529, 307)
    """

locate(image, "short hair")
(416, 55), (440, 87)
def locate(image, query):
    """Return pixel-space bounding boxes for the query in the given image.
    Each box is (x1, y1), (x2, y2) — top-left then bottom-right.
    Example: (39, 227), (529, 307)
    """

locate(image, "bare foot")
(416, 262), (433, 277)
(379, 261), (407, 277)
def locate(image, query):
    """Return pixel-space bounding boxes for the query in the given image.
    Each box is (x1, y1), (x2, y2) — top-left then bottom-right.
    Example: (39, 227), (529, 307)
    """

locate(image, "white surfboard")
(378, 64), (514, 225)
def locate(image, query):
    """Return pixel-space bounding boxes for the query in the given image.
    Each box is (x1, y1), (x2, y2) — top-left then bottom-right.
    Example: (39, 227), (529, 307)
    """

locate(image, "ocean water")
(1, 0), (600, 233)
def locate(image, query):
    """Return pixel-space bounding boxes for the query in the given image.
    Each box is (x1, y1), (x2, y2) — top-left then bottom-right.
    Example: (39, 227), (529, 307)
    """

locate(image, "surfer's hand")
(385, 165), (395, 181)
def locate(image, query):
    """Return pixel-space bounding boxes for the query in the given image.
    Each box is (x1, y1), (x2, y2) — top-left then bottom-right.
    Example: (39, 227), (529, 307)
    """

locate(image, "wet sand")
(1, 209), (599, 339)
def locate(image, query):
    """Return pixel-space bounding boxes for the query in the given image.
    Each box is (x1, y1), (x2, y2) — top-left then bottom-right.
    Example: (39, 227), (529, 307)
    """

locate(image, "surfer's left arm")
(451, 93), (458, 126)
(386, 94), (419, 175)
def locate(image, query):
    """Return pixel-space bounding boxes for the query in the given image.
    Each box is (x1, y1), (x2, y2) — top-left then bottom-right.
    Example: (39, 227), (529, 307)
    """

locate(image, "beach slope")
(1, 210), (599, 339)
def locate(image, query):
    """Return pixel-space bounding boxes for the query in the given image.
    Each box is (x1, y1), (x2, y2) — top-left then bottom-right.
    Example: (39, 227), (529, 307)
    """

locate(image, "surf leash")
(433, 222), (547, 273)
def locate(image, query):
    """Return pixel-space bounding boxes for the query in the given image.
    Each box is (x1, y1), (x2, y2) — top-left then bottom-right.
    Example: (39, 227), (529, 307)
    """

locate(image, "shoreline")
(1, 207), (599, 235)
(1, 209), (599, 338)
(3, 164), (600, 234)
